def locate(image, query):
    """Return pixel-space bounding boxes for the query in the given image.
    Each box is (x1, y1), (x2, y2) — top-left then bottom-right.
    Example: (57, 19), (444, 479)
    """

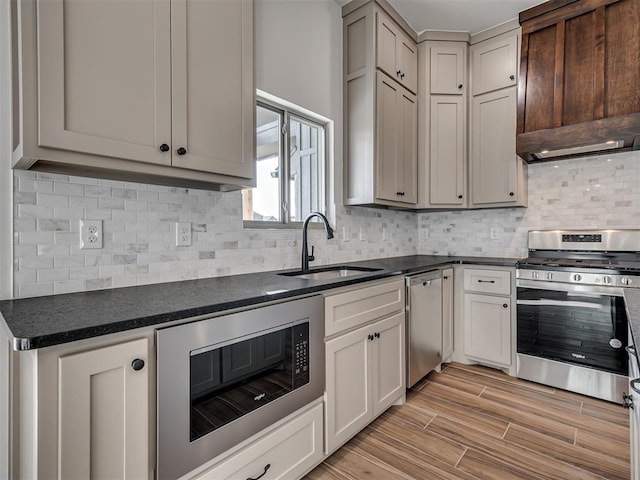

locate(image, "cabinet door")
(431, 45), (465, 95)
(371, 312), (405, 416)
(171, 0), (254, 179)
(442, 268), (454, 361)
(58, 338), (149, 479)
(398, 88), (418, 204)
(429, 96), (465, 205)
(376, 11), (399, 84)
(471, 32), (518, 96)
(463, 294), (511, 366)
(376, 73), (400, 203)
(37, 0), (172, 165)
(397, 32), (418, 94)
(470, 87), (518, 205)
(325, 325), (372, 454)
(376, 10), (417, 94)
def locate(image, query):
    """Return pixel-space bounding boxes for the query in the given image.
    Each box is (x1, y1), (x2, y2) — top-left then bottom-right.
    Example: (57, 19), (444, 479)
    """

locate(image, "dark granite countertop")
(0, 255), (518, 351)
(624, 289), (640, 351)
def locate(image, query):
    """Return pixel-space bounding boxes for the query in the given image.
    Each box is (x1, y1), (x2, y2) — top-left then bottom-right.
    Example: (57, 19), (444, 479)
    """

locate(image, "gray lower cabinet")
(11, 0), (254, 189)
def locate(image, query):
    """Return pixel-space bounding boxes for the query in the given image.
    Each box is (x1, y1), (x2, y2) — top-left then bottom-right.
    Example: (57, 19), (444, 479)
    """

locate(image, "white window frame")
(243, 92), (330, 229)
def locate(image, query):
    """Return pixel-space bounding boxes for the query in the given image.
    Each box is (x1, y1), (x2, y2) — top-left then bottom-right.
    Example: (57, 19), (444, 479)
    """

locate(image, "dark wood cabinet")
(517, 0), (640, 161)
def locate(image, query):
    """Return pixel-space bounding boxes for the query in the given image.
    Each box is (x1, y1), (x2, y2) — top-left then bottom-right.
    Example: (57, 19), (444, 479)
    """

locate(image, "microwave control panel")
(293, 322), (310, 387)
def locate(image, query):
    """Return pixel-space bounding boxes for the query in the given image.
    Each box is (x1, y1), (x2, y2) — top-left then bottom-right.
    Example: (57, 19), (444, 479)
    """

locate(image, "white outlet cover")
(176, 222), (192, 247)
(80, 220), (103, 249)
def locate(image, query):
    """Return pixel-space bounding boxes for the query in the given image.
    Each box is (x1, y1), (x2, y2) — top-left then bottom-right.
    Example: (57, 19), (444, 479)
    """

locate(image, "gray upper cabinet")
(430, 45), (465, 95)
(417, 39), (468, 209)
(469, 28), (527, 207)
(471, 31), (518, 96)
(12, 0), (255, 189)
(343, 2), (418, 208)
(376, 10), (418, 94)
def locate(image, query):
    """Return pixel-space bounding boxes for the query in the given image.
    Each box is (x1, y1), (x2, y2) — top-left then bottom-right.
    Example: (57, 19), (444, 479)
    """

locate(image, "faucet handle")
(308, 245), (315, 262)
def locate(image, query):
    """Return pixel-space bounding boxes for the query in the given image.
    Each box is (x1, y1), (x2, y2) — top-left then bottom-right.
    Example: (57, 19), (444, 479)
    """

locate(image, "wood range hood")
(516, 0), (640, 163)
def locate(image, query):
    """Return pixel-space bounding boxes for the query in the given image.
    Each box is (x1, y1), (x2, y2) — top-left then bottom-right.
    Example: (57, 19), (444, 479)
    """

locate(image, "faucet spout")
(301, 212), (334, 271)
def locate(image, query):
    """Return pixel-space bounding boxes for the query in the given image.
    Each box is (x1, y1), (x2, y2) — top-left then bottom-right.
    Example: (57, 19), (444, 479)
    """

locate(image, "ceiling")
(339, 0), (546, 36)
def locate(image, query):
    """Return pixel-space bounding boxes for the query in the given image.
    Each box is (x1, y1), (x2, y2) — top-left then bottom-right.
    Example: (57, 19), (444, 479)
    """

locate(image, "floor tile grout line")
(454, 446), (468, 468)
(502, 423), (511, 440)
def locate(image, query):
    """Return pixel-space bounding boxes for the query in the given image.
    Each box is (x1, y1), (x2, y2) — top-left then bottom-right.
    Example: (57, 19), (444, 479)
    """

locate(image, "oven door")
(517, 280), (628, 376)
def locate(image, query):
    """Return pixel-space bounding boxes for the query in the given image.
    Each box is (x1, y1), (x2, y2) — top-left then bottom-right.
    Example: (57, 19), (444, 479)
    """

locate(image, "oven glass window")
(189, 322), (309, 442)
(517, 288), (628, 375)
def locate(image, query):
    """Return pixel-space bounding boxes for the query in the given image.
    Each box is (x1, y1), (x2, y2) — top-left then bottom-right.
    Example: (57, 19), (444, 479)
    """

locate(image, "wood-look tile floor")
(305, 362), (630, 480)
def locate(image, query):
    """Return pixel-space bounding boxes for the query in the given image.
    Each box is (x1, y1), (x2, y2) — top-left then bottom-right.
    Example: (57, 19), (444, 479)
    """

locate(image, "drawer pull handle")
(503, 303), (508, 308)
(477, 280), (495, 283)
(247, 463), (271, 480)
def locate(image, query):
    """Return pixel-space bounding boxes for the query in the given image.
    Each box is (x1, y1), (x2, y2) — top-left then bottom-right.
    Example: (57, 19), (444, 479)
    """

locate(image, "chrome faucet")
(301, 212), (334, 271)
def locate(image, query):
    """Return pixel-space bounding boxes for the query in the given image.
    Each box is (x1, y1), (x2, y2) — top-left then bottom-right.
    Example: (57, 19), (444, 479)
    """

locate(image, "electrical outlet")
(80, 220), (103, 249)
(490, 227), (500, 240)
(176, 222), (192, 246)
(420, 228), (429, 241)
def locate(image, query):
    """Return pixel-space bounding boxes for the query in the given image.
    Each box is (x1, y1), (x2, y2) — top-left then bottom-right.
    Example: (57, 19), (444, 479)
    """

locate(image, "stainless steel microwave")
(156, 295), (324, 479)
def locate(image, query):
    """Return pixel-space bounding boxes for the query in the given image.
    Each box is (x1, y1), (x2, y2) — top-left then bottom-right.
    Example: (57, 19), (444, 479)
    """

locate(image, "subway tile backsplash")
(12, 150), (640, 297)
(419, 150), (640, 258)
(12, 173), (417, 297)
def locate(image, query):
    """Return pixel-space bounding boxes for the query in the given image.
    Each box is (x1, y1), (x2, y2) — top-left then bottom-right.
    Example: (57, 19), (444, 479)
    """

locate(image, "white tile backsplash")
(419, 150), (640, 258)
(12, 172), (417, 297)
(13, 150), (640, 297)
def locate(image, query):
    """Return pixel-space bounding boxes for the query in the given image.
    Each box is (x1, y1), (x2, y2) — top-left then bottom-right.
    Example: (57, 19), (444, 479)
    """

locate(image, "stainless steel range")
(516, 229), (640, 403)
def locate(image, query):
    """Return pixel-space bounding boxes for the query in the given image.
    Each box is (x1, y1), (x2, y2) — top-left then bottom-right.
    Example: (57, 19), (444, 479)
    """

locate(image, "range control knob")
(573, 274), (582, 282)
(621, 277), (633, 286)
(546, 272), (553, 280)
(531, 271), (539, 279)
(602, 276), (612, 285)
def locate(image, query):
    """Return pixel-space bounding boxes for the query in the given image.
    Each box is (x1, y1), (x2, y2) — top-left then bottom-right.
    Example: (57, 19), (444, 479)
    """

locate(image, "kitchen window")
(242, 95), (327, 227)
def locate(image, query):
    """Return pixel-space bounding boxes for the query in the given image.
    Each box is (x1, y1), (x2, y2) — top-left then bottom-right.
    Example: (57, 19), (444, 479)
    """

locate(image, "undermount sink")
(279, 266), (382, 281)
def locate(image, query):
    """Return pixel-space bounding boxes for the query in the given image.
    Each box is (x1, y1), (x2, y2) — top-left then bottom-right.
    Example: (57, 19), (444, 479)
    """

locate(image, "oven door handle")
(516, 279), (624, 296)
(516, 299), (606, 309)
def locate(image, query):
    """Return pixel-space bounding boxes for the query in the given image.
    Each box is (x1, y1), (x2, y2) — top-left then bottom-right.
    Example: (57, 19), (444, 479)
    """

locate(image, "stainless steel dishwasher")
(406, 270), (442, 387)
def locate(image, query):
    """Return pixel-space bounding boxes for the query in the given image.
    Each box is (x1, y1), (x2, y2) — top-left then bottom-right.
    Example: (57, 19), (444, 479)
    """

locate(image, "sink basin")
(280, 266), (382, 281)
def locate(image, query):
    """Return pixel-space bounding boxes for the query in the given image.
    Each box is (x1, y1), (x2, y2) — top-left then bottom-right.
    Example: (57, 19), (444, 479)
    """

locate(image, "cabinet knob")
(458, 194), (463, 199)
(375, 332), (380, 339)
(502, 303), (508, 308)
(131, 358), (145, 371)
(401, 73), (405, 79)
(176, 147), (187, 156)
(509, 75), (515, 81)
(159, 143), (170, 152)
(396, 70), (401, 77)
(458, 84), (463, 89)
(443, 275), (449, 280)
(509, 192), (514, 197)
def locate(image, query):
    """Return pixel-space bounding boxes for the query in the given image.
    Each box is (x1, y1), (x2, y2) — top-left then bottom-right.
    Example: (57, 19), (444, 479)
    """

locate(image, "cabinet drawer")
(463, 268), (511, 295)
(324, 278), (404, 337)
(194, 403), (323, 480)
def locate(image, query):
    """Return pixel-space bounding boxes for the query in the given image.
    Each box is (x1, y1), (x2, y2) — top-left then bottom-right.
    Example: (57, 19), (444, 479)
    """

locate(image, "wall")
(10, 0), (418, 298)
(419, 150), (640, 258)
(12, 171), (417, 297)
